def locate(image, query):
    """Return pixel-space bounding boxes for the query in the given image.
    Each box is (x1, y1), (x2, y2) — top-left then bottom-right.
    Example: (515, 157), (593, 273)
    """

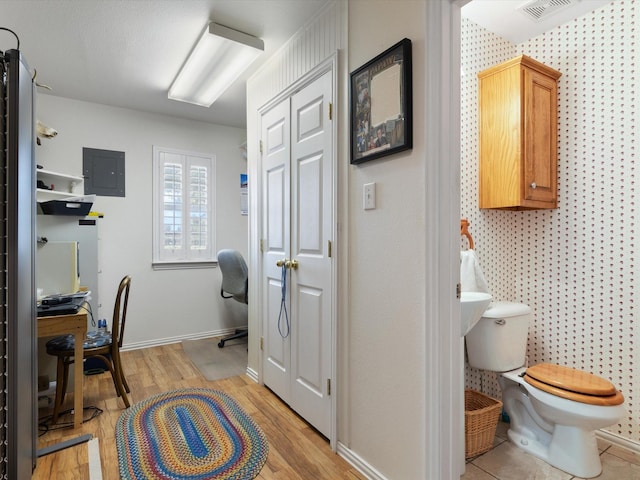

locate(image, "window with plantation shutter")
(152, 146), (216, 269)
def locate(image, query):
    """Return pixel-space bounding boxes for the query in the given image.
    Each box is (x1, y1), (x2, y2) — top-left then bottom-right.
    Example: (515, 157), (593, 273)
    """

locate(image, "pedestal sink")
(460, 291), (492, 336)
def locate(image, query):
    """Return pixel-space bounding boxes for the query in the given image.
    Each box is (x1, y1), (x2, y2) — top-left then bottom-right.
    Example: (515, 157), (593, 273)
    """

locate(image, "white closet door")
(260, 70), (334, 438)
(289, 70), (333, 437)
(261, 98), (292, 401)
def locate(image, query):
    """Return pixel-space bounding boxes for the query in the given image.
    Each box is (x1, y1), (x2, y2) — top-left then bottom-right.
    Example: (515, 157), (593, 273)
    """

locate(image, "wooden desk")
(38, 310), (87, 428)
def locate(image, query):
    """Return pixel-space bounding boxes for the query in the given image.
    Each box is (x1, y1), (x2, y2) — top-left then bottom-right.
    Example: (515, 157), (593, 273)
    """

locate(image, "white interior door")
(289, 71), (333, 436)
(261, 70), (333, 438)
(261, 98), (292, 401)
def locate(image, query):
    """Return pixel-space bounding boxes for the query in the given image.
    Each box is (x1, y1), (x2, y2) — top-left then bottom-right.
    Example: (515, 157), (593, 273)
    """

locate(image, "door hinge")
(260, 239), (264, 253)
(328, 102), (333, 121)
(259, 139), (263, 154)
(260, 336), (264, 350)
(456, 283), (461, 299)
(327, 240), (332, 258)
(327, 378), (331, 396)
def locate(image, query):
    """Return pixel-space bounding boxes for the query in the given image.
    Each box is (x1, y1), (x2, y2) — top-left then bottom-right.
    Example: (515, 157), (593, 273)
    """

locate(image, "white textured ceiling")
(462, 0), (613, 44)
(1, 1), (614, 129)
(0, 0), (328, 128)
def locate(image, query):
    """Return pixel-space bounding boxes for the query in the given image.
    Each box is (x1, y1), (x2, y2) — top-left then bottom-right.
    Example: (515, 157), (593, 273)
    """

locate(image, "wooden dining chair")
(46, 275), (132, 423)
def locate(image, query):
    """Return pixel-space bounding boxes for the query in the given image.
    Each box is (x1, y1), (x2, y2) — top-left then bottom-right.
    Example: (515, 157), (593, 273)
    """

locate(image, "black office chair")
(217, 249), (248, 348)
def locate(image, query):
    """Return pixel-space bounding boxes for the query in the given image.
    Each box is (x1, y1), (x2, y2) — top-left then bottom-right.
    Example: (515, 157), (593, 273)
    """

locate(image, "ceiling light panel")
(168, 22), (264, 107)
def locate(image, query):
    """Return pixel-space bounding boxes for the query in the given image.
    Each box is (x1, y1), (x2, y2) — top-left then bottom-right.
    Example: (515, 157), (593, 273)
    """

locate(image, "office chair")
(217, 249), (248, 348)
(46, 275), (132, 423)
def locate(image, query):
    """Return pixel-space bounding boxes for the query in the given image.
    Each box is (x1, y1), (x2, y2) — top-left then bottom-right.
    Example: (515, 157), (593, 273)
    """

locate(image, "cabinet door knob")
(530, 182), (537, 189)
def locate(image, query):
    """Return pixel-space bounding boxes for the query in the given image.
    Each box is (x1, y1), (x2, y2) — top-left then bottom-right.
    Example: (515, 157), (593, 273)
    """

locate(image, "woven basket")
(464, 389), (503, 459)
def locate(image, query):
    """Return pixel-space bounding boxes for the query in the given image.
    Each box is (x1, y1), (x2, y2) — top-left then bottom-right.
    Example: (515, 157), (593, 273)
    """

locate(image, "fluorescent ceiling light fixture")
(168, 22), (264, 107)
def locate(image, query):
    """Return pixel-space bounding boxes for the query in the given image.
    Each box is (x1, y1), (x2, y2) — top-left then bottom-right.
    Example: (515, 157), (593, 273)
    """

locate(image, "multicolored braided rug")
(116, 388), (269, 479)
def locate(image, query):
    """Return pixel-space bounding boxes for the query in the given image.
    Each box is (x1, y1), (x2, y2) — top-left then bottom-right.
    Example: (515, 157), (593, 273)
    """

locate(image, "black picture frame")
(350, 38), (413, 165)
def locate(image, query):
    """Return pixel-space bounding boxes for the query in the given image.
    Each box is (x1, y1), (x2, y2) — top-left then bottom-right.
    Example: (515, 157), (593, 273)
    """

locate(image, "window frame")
(152, 145), (216, 270)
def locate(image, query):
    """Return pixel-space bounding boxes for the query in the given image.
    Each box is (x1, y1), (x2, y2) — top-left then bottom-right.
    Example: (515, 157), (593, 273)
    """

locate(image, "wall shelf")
(37, 169), (84, 202)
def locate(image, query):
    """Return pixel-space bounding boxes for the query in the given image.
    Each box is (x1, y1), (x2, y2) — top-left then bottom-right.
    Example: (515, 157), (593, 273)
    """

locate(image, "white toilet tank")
(465, 301), (532, 372)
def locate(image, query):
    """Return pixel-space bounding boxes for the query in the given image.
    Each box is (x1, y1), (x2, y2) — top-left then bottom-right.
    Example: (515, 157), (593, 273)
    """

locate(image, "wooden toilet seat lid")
(524, 363), (624, 406)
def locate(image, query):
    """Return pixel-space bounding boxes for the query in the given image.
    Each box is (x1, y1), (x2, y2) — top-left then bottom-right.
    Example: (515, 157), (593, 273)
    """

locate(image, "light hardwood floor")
(33, 342), (366, 480)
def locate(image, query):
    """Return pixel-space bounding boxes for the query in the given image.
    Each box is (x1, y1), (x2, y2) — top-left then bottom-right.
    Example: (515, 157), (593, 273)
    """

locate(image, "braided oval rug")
(116, 388), (268, 479)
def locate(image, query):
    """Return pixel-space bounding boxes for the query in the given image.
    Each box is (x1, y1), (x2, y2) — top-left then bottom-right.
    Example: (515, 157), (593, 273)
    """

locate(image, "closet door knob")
(530, 182), (537, 189)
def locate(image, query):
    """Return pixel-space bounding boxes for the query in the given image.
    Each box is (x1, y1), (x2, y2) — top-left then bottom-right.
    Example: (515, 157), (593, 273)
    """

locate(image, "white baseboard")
(120, 327), (241, 352)
(337, 442), (389, 480)
(88, 437), (102, 480)
(596, 429), (640, 454)
(246, 366), (259, 383)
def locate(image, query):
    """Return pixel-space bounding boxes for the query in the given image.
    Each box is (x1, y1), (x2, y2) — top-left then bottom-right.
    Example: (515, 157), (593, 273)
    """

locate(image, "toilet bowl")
(499, 366), (625, 478)
(465, 302), (626, 478)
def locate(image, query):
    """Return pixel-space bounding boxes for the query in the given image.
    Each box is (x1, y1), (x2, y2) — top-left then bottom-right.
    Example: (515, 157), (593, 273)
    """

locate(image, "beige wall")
(462, 0), (639, 446)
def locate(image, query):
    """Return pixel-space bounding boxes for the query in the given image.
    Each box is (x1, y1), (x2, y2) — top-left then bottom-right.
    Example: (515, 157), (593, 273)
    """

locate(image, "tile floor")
(461, 420), (640, 479)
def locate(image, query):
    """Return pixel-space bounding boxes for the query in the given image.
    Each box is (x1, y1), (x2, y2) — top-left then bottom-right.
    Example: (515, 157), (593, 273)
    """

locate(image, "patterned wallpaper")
(461, 0), (638, 442)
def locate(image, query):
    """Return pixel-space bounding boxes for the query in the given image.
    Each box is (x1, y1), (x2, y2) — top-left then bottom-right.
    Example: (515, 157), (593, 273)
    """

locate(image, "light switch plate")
(364, 182), (376, 210)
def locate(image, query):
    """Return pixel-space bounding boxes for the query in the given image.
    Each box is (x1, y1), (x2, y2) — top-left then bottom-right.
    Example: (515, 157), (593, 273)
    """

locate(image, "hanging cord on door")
(278, 262), (290, 338)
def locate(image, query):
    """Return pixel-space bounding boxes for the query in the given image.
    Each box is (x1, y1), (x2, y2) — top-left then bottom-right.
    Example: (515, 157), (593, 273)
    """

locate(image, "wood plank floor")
(33, 342), (366, 480)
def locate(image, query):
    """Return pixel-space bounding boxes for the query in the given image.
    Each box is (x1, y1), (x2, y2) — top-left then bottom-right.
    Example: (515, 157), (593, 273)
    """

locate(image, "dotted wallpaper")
(461, 0), (638, 442)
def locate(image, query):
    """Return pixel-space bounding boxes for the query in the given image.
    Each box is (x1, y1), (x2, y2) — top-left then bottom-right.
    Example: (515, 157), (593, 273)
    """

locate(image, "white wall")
(36, 95), (249, 348)
(245, 1), (346, 375)
(247, 0), (466, 477)
(35, 1), (466, 477)
(346, 1), (428, 479)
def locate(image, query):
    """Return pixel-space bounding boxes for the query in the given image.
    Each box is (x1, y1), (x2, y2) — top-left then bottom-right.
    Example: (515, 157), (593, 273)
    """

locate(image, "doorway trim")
(424, 0), (466, 478)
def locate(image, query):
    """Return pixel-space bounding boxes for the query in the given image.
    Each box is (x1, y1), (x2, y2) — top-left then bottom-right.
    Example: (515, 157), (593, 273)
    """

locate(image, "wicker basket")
(464, 389), (503, 459)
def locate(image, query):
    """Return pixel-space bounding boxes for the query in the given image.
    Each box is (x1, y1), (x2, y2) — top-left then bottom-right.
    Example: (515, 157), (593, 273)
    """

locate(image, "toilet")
(465, 301), (626, 478)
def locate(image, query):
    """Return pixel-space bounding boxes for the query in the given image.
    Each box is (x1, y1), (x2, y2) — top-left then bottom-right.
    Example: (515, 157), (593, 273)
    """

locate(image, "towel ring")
(460, 218), (474, 249)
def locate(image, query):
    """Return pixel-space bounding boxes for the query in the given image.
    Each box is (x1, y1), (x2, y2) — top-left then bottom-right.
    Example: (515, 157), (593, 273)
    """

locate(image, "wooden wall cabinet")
(478, 55), (562, 210)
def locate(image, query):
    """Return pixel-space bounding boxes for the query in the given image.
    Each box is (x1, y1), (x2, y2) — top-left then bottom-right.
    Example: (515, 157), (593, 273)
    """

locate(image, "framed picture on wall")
(350, 38), (413, 165)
